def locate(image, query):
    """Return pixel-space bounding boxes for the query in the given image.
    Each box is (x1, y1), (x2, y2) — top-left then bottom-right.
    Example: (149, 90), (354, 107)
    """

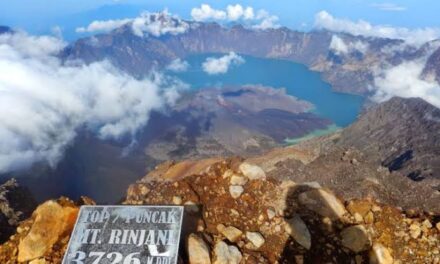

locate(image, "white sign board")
(63, 206), (183, 264)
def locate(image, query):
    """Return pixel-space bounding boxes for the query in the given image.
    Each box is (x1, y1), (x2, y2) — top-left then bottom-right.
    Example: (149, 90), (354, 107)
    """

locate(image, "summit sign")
(63, 206), (183, 264)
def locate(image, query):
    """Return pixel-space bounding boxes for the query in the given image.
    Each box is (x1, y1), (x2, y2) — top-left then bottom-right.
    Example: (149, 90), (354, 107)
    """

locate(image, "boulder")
(298, 189), (348, 220)
(217, 224), (243, 242)
(17, 200), (78, 262)
(230, 176), (248, 186)
(285, 215), (311, 250)
(369, 243), (393, 264)
(239, 163), (266, 180)
(246, 231), (265, 249)
(213, 241), (242, 264)
(188, 234), (211, 264)
(340, 225), (371, 253)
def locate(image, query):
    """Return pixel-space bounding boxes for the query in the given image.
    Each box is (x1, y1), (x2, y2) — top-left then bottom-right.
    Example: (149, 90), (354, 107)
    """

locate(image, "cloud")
(166, 58), (189, 72)
(191, 4), (279, 29)
(371, 3), (407, 11)
(76, 18), (132, 33)
(0, 31), (66, 58)
(191, 4), (227, 21)
(371, 58), (440, 108)
(76, 10), (189, 37)
(131, 11), (190, 37)
(329, 35), (369, 55)
(315, 10), (440, 46)
(226, 4), (255, 21)
(202, 52), (245, 75)
(252, 10), (280, 30)
(0, 31), (185, 173)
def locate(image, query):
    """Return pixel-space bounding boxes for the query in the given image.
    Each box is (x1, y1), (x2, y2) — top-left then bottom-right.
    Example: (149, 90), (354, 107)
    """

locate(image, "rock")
(298, 189), (348, 221)
(353, 213), (364, 223)
(184, 201), (200, 213)
(0, 178), (36, 242)
(266, 208), (276, 220)
(285, 215), (311, 249)
(18, 200), (78, 262)
(436, 222), (440, 232)
(294, 255), (304, 264)
(213, 241), (242, 264)
(188, 234), (211, 264)
(217, 224), (243, 242)
(212, 241), (229, 264)
(422, 219), (432, 229)
(239, 163), (266, 180)
(409, 223), (421, 239)
(246, 232), (265, 249)
(347, 200), (372, 217)
(364, 211), (374, 224)
(340, 225), (371, 253)
(229, 186), (244, 199)
(173, 196), (183, 205)
(139, 185), (150, 195)
(301, 182), (321, 189)
(369, 243), (393, 264)
(230, 176), (248, 186)
(222, 169), (234, 179)
(29, 259), (47, 264)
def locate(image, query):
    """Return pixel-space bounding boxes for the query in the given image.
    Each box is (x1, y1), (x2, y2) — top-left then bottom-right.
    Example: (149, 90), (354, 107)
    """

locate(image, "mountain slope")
(337, 97), (440, 183)
(2, 157), (440, 263)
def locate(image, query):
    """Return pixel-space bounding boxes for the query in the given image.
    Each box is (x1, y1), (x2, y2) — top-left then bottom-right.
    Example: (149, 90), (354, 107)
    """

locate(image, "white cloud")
(166, 58), (189, 72)
(329, 35), (369, 55)
(191, 4), (227, 21)
(191, 4), (279, 29)
(76, 18), (132, 33)
(371, 3), (407, 11)
(226, 4), (255, 21)
(315, 10), (440, 46)
(330, 35), (349, 54)
(0, 31), (185, 173)
(202, 52), (245, 75)
(252, 10), (280, 30)
(76, 10), (189, 37)
(131, 11), (189, 37)
(371, 59), (440, 108)
(0, 31), (65, 58)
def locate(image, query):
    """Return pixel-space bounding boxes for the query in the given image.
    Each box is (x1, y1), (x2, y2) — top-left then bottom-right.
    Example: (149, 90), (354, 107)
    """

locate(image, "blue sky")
(0, 0), (438, 40)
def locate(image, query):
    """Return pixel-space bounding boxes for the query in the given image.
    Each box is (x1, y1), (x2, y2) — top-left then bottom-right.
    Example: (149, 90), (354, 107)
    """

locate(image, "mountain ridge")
(62, 21), (433, 95)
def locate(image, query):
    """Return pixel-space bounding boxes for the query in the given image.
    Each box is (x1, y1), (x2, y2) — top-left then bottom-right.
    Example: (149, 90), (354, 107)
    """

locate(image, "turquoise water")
(284, 124), (341, 145)
(169, 54), (364, 128)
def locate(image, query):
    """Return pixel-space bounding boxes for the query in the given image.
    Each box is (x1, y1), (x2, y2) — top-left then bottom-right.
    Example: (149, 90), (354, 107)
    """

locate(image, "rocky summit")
(1, 158), (440, 263)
